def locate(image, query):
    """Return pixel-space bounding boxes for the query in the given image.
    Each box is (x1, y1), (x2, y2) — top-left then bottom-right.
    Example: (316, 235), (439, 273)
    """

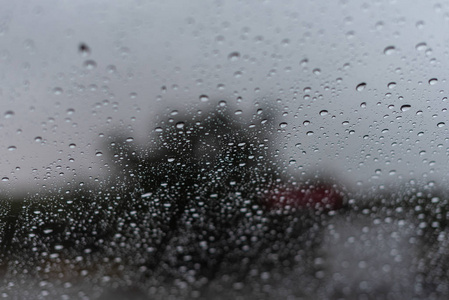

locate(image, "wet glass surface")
(1, 1), (449, 299)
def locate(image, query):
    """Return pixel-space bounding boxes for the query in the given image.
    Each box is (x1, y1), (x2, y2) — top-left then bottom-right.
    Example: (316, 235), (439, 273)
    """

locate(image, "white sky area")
(0, 0), (449, 195)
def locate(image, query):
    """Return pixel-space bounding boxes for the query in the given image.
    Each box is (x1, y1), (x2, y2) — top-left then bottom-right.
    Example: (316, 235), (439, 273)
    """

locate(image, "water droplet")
(53, 87), (63, 95)
(95, 151), (103, 157)
(199, 95), (209, 102)
(176, 122), (185, 129)
(167, 157), (175, 163)
(416, 21), (425, 29)
(356, 82), (367, 91)
(279, 122), (288, 128)
(218, 100), (227, 107)
(69, 143), (76, 148)
(437, 122), (445, 128)
(228, 51), (240, 61)
(35, 136), (42, 142)
(66, 108), (75, 115)
(384, 46), (396, 55)
(388, 82), (396, 89)
(7, 146), (16, 151)
(306, 131), (314, 136)
(1, 177), (9, 182)
(303, 120), (310, 125)
(429, 78), (438, 85)
(4, 111), (14, 118)
(400, 105), (411, 112)
(313, 68), (321, 75)
(401, 104), (412, 111)
(416, 42), (427, 51)
(84, 60), (97, 70)
(79, 43), (90, 57)
(319, 110), (328, 116)
(360, 102), (366, 108)
(126, 137), (134, 142)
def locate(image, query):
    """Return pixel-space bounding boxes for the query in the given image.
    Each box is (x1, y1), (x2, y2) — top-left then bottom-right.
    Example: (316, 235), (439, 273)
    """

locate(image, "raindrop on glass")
(388, 82), (396, 89)
(199, 95), (209, 102)
(4, 111), (14, 118)
(79, 43), (90, 57)
(400, 105), (411, 112)
(429, 78), (438, 85)
(84, 60), (97, 70)
(384, 46), (395, 55)
(228, 51), (240, 61)
(356, 82), (367, 91)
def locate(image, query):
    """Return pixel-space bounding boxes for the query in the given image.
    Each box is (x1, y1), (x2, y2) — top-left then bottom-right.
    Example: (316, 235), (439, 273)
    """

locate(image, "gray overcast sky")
(1, 0), (448, 194)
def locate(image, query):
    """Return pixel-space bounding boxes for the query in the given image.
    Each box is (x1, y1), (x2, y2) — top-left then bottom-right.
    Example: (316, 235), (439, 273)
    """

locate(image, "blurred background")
(1, 0), (449, 299)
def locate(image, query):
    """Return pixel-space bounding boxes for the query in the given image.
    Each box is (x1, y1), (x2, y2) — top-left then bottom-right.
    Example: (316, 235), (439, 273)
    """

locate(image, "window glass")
(1, 1), (448, 299)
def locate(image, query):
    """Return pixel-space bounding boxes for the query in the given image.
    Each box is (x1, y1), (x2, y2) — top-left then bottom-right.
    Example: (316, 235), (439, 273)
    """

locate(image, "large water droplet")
(199, 95), (209, 102)
(356, 82), (367, 91)
(7, 146), (16, 151)
(319, 110), (328, 116)
(437, 122), (445, 128)
(384, 46), (395, 55)
(400, 105), (411, 112)
(429, 78), (438, 85)
(279, 122), (288, 128)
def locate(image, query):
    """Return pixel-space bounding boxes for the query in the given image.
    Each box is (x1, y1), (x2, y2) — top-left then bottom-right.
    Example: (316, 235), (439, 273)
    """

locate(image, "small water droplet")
(400, 105), (411, 112)
(319, 110), (328, 116)
(416, 42), (427, 51)
(303, 120), (310, 125)
(95, 152), (103, 157)
(53, 87), (63, 95)
(66, 108), (75, 115)
(356, 82), (367, 91)
(279, 122), (288, 128)
(199, 95), (209, 102)
(84, 60), (97, 70)
(35, 136), (42, 142)
(437, 122), (445, 128)
(167, 157), (175, 163)
(313, 68), (321, 75)
(360, 102), (366, 108)
(176, 122), (185, 129)
(416, 21), (425, 29)
(126, 137), (134, 142)
(218, 100), (227, 107)
(429, 78), (438, 85)
(4, 111), (14, 118)
(228, 51), (240, 61)
(7, 146), (16, 151)
(306, 131), (314, 136)
(79, 43), (90, 57)
(384, 46), (396, 55)
(388, 82), (396, 89)
(2, 177), (9, 182)
(69, 143), (76, 148)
